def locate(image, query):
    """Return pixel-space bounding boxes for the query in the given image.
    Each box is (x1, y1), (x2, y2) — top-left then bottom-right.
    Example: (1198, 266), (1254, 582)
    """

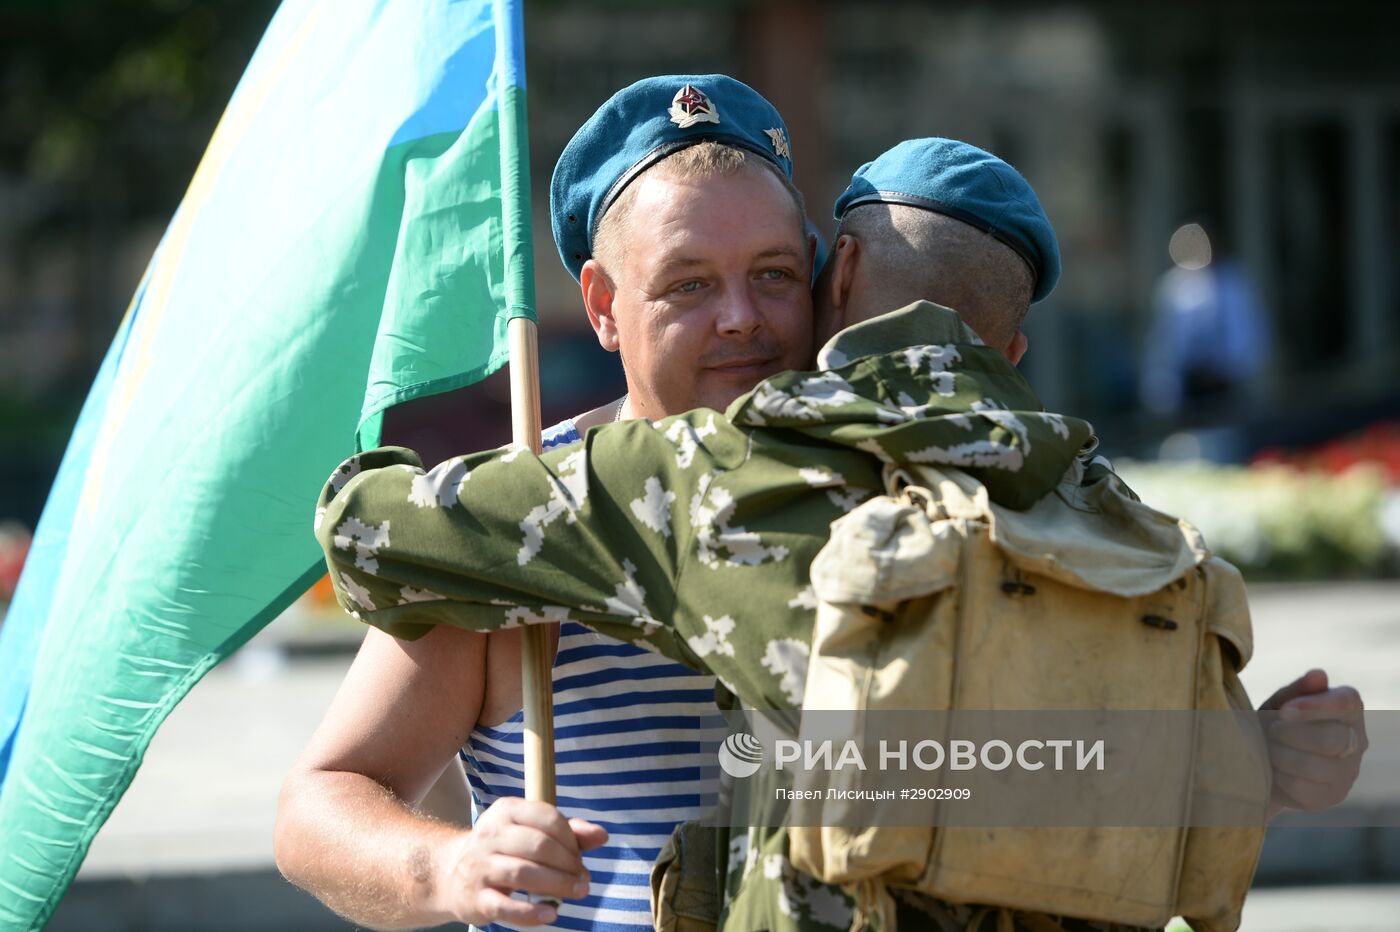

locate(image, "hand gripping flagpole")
(496, 0), (557, 811)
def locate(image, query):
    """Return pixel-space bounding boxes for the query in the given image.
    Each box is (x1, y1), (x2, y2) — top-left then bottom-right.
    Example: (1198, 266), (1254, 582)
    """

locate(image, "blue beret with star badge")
(550, 74), (798, 282)
(833, 137), (1061, 302)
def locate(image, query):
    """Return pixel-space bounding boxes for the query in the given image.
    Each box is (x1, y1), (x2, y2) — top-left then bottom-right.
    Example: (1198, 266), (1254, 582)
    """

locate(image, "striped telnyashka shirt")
(463, 418), (725, 932)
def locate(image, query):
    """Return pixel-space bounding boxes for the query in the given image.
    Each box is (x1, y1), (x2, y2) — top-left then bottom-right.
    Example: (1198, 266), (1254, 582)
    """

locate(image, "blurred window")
(1267, 119), (1351, 367)
(1387, 118), (1400, 353)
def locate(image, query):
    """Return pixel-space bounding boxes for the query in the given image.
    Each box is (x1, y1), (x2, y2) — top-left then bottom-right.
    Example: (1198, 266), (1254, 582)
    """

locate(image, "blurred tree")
(1, 0), (279, 184)
(0, 0), (279, 526)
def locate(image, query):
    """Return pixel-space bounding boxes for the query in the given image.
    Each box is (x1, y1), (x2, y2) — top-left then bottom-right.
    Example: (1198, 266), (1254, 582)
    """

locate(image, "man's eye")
(759, 268), (792, 281)
(675, 280), (704, 294)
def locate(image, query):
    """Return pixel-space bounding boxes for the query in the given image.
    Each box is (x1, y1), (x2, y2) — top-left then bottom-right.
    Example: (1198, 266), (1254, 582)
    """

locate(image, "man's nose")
(715, 283), (763, 338)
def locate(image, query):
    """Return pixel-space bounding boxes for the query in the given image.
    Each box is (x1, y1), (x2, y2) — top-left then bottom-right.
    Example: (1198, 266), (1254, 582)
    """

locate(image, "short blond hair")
(592, 142), (806, 272)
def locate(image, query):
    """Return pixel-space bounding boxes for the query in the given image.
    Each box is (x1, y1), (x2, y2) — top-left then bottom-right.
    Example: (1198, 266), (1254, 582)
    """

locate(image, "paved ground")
(56, 580), (1400, 928)
(49, 873), (1400, 932)
(1238, 885), (1400, 931)
(75, 644), (350, 878)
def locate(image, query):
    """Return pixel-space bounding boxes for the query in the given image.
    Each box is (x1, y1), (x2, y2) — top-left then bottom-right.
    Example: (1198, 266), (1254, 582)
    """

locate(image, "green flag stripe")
(0, 0), (533, 925)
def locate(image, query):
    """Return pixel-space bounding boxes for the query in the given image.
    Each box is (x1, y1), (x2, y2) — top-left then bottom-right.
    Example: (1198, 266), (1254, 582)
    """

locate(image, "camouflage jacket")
(317, 301), (1132, 931)
(317, 302), (1092, 708)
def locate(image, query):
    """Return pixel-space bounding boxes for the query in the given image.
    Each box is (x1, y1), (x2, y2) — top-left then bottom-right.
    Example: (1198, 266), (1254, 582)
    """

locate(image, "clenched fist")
(430, 797), (609, 926)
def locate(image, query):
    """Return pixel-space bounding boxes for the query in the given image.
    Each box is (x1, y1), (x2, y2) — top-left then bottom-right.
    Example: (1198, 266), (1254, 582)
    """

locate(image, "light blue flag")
(0, 1), (535, 926)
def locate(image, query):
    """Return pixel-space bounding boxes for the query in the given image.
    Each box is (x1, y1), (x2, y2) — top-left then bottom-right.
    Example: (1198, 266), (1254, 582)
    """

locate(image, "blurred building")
(3, 0), (1400, 523)
(525, 0), (1400, 458)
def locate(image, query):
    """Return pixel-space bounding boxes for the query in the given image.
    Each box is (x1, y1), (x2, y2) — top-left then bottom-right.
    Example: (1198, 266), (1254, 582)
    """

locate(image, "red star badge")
(669, 84), (721, 128)
(676, 85), (708, 115)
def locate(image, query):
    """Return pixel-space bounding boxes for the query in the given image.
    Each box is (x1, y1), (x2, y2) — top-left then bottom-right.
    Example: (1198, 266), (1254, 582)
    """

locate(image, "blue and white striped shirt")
(464, 418), (724, 932)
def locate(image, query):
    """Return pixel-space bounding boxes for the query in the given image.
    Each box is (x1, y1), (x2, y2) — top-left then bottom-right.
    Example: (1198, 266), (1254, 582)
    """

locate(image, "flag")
(0, 0), (533, 925)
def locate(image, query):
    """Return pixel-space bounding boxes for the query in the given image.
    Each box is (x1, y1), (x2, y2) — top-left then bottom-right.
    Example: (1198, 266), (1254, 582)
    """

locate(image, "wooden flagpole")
(507, 316), (556, 805)
(496, 0), (554, 822)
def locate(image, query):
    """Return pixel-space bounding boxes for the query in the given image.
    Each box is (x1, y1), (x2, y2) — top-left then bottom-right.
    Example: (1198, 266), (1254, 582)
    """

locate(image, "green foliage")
(0, 0), (280, 183)
(1118, 461), (1393, 580)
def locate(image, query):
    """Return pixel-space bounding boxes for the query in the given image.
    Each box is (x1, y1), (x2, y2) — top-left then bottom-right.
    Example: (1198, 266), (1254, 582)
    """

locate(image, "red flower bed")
(0, 525), (31, 602)
(1252, 420), (1400, 485)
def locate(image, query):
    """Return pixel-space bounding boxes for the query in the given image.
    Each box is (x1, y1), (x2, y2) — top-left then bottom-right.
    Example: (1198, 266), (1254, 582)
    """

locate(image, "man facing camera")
(275, 74), (817, 931)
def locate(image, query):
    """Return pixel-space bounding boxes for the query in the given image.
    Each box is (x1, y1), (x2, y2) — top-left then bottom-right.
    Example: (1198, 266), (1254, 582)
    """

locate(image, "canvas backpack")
(788, 458), (1270, 931)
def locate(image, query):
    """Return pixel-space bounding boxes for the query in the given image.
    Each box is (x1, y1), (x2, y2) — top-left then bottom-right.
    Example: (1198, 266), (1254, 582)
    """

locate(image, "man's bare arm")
(274, 623), (604, 929)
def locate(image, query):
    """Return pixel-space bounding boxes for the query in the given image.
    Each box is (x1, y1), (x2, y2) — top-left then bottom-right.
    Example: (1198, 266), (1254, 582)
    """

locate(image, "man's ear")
(580, 259), (620, 352)
(828, 234), (859, 316)
(1006, 329), (1029, 366)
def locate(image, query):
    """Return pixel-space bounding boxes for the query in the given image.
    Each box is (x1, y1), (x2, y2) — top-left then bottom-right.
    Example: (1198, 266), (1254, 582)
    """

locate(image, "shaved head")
(824, 203), (1035, 351)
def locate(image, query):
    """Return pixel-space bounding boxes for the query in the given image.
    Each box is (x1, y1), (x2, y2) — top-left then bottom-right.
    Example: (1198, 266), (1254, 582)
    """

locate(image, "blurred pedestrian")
(1140, 221), (1270, 417)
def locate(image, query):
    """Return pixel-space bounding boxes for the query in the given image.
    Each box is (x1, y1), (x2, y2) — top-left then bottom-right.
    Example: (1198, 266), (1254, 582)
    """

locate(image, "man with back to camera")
(274, 74), (823, 931)
(307, 136), (1368, 930)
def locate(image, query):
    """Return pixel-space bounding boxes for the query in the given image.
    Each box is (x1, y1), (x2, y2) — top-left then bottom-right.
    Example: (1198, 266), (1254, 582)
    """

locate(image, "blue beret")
(833, 137), (1061, 303)
(550, 74), (797, 283)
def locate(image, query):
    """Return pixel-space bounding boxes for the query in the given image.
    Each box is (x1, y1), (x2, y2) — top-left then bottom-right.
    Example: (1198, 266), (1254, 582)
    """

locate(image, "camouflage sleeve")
(721, 825), (858, 932)
(314, 410), (742, 667)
